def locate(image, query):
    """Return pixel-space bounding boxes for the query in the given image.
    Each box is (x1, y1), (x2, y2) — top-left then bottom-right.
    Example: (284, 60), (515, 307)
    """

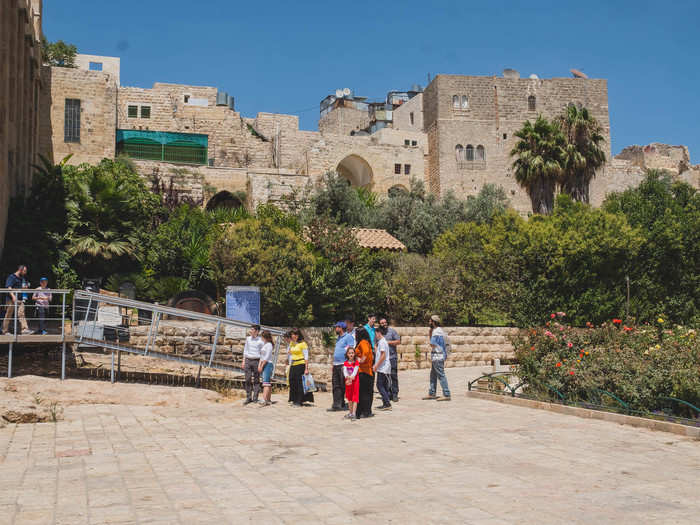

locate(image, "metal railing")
(71, 291), (286, 384)
(1, 288), (72, 378)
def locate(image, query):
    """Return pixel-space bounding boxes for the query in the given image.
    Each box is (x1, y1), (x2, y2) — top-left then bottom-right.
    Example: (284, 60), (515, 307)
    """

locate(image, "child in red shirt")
(343, 348), (360, 421)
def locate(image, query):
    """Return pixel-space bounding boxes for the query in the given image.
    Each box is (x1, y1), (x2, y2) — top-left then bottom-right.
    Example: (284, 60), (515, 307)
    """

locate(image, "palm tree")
(510, 116), (565, 215)
(556, 105), (606, 203)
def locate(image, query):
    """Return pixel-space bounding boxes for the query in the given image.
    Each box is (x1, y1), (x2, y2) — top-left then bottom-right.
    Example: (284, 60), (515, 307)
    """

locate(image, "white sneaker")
(21, 329), (34, 335)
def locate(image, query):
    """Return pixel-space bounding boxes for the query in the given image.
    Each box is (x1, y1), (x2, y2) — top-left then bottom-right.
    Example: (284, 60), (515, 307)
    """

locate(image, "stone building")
(32, 50), (700, 227)
(0, 0), (43, 261)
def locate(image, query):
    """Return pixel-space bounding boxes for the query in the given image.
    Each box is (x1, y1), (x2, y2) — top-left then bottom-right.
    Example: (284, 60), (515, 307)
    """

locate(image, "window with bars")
(528, 95), (536, 111)
(64, 99), (80, 143)
(127, 105), (138, 118)
(140, 105), (151, 119)
(394, 163), (401, 174)
(404, 164), (411, 175)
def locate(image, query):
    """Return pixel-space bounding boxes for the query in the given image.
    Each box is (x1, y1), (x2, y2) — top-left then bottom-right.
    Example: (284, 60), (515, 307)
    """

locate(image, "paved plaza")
(1, 367), (699, 524)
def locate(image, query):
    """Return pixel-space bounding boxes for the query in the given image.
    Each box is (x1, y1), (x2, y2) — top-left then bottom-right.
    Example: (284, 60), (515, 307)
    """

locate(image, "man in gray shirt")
(379, 317), (400, 402)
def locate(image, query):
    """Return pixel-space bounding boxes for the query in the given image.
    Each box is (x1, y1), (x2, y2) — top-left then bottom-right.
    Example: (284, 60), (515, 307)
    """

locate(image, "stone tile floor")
(1, 366), (699, 524)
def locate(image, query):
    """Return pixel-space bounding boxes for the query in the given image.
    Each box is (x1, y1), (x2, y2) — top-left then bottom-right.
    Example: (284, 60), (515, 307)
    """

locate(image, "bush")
(512, 313), (700, 416)
(209, 218), (314, 325)
(384, 253), (464, 325)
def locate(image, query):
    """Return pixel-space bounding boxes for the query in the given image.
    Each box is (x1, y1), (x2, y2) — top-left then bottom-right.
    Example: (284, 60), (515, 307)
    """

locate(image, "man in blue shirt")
(3, 265), (33, 335)
(328, 321), (355, 411)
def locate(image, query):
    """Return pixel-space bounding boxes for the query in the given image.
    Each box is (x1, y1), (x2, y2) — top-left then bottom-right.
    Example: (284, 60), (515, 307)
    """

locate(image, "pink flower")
(550, 313), (556, 319)
(567, 342), (573, 348)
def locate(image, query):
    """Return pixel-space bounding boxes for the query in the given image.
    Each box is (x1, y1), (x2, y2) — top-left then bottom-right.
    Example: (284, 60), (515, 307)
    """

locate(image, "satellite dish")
(335, 89), (343, 98)
(570, 69), (588, 79)
(529, 73), (539, 79)
(343, 87), (351, 96)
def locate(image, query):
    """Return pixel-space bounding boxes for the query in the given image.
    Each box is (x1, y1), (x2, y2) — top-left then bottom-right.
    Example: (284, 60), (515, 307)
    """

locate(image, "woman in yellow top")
(287, 328), (314, 406)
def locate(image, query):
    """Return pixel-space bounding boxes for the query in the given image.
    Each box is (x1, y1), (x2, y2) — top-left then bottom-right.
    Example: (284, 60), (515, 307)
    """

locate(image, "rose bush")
(512, 313), (700, 418)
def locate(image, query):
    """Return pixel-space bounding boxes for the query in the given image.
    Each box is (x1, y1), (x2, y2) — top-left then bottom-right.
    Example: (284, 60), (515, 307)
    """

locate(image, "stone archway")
(336, 154), (373, 188)
(205, 190), (245, 211)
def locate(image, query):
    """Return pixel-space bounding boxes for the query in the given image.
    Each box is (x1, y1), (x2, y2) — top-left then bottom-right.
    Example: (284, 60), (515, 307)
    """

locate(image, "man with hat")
(422, 314), (451, 401)
(328, 321), (355, 411)
(33, 277), (52, 335)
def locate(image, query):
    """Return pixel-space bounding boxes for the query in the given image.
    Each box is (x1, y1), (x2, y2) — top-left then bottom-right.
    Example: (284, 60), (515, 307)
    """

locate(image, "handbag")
(302, 373), (317, 393)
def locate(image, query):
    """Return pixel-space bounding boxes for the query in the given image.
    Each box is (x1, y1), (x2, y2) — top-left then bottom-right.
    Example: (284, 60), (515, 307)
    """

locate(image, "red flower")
(569, 371), (575, 375)
(612, 319), (622, 325)
(586, 322), (592, 328)
(579, 353), (584, 358)
(550, 313), (556, 319)
(567, 342), (573, 348)
(530, 346), (535, 351)
(556, 362), (562, 367)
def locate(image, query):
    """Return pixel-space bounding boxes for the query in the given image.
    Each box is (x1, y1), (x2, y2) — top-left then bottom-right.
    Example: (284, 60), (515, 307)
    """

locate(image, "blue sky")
(44, 0), (700, 161)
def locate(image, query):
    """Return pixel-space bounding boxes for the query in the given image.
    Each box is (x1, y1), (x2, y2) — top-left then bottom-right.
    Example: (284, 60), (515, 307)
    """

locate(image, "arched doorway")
(336, 154), (373, 188)
(388, 184), (409, 198)
(206, 190), (245, 210)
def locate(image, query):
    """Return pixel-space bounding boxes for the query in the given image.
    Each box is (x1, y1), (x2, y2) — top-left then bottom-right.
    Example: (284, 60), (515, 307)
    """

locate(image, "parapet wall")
(128, 324), (518, 384)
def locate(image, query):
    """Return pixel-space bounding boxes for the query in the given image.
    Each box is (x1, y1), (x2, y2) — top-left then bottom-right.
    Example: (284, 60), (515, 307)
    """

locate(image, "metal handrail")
(73, 290), (285, 334)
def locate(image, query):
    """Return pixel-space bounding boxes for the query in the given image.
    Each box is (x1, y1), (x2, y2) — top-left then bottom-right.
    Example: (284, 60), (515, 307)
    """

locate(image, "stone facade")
(0, 0), (43, 261)
(422, 74), (612, 210)
(39, 66), (117, 165)
(26, 51), (700, 236)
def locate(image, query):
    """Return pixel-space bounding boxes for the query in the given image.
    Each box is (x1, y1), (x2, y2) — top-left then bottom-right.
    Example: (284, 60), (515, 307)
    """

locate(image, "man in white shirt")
(243, 324), (264, 405)
(373, 330), (393, 410)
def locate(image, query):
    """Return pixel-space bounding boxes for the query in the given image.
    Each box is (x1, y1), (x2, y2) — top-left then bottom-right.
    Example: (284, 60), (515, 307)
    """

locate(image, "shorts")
(262, 362), (274, 386)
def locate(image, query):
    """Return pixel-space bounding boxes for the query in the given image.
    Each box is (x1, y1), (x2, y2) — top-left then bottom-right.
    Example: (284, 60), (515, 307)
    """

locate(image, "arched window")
(461, 95), (468, 109)
(465, 144), (474, 161)
(455, 144), (464, 161)
(528, 95), (536, 111)
(476, 145), (485, 161)
(452, 95), (460, 109)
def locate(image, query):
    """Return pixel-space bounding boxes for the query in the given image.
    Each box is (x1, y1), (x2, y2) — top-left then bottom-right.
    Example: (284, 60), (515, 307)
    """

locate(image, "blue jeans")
(429, 359), (450, 397)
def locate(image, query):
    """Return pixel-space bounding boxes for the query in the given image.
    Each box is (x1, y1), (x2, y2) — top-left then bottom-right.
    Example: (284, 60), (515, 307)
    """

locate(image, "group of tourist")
(2, 264), (52, 335)
(240, 312), (452, 420)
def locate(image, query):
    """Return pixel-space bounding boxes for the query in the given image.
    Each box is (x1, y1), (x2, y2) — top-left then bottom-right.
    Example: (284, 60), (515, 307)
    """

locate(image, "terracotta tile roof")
(351, 228), (406, 251)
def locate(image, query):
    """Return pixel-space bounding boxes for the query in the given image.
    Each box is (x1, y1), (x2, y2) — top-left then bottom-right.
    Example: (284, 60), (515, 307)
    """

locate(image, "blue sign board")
(225, 286), (260, 324)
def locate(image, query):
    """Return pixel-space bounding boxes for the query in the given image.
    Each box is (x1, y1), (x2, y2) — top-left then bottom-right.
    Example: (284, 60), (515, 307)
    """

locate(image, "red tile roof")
(351, 228), (406, 251)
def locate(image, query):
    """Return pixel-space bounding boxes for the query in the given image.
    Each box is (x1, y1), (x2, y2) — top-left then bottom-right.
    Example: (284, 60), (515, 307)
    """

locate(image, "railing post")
(145, 311), (161, 355)
(110, 350), (115, 383)
(208, 321), (221, 367)
(13, 295), (18, 339)
(61, 342), (66, 381)
(7, 342), (12, 378)
(61, 292), (66, 338)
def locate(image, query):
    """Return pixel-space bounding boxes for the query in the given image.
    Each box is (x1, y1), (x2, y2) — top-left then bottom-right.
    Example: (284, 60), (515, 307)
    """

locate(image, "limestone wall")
(0, 0), (43, 260)
(423, 74), (612, 214)
(127, 324), (518, 385)
(39, 66), (117, 165)
(393, 93), (424, 132)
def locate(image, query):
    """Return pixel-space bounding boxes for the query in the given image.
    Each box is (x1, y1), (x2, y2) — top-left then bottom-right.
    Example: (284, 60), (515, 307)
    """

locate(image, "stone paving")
(1, 367), (699, 524)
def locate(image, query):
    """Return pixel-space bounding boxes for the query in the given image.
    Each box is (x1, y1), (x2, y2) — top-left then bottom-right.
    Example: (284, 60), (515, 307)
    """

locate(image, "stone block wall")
(393, 93), (424, 132)
(422, 74), (612, 214)
(39, 66), (117, 165)
(1, 0), (43, 260)
(125, 324), (518, 385)
(318, 106), (369, 135)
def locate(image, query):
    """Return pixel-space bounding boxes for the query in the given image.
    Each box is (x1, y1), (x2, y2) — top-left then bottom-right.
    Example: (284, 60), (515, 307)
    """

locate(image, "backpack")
(443, 333), (451, 358)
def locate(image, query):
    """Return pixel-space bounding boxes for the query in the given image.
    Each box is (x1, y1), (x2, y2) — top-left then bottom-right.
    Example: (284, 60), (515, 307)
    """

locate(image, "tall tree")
(510, 116), (565, 215)
(556, 105), (606, 203)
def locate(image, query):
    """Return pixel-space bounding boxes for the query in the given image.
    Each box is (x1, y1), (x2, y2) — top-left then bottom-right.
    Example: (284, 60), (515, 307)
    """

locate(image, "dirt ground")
(0, 375), (244, 426)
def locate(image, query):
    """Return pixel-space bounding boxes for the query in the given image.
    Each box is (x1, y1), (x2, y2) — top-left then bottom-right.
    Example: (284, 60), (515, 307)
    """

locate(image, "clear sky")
(44, 0), (699, 161)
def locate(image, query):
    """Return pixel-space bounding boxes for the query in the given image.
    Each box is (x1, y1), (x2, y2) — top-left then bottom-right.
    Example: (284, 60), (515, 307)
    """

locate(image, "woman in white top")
(258, 330), (275, 406)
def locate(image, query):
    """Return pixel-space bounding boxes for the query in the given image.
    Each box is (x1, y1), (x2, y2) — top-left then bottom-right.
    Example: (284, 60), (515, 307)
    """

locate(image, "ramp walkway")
(1, 289), (286, 383)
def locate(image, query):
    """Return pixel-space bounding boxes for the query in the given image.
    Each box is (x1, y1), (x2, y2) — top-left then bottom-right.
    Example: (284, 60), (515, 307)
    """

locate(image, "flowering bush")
(512, 313), (700, 417)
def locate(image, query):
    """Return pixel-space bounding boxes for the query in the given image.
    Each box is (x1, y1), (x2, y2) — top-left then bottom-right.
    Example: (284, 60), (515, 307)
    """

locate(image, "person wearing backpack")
(422, 315), (451, 401)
